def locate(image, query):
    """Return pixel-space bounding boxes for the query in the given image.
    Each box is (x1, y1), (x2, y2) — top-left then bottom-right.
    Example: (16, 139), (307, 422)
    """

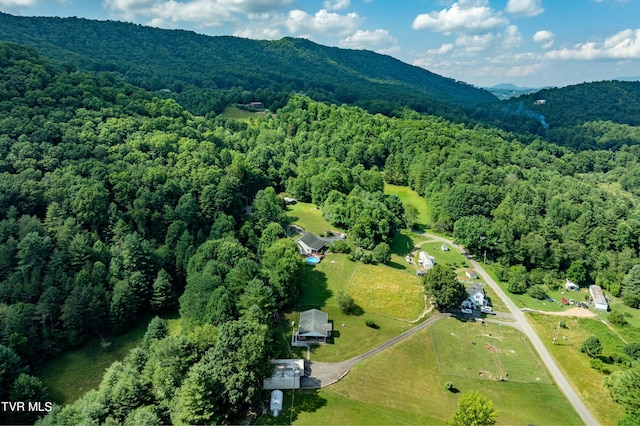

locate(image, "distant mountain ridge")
(0, 12), (498, 118)
(485, 83), (553, 100)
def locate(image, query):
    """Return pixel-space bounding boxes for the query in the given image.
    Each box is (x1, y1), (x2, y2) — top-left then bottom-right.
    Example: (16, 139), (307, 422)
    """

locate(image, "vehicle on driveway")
(561, 298), (569, 305)
(461, 308), (473, 314)
(545, 296), (554, 302)
(569, 298), (575, 305)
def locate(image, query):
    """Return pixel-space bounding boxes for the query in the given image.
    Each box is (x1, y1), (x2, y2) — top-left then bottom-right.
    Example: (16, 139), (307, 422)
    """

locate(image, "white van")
(480, 306), (492, 314)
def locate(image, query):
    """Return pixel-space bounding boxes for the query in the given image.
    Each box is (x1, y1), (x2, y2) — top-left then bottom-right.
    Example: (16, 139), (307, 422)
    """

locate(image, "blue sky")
(1, 0), (639, 88)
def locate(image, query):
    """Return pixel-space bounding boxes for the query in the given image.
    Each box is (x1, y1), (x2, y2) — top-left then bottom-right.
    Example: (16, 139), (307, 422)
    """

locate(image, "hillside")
(0, 12), (497, 119)
(503, 80), (640, 149)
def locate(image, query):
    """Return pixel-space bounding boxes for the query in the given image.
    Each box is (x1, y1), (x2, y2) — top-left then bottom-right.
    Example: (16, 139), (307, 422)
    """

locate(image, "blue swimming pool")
(306, 257), (321, 265)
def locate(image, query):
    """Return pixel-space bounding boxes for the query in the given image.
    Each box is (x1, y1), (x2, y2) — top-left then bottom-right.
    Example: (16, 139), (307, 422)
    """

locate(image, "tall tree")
(446, 390), (497, 426)
(623, 265), (640, 308)
(423, 264), (467, 312)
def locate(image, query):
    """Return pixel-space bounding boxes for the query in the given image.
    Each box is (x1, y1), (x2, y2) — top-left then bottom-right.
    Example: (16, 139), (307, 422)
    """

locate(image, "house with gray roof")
(293, 309), (332, 345)
(295, 232), (326, 255)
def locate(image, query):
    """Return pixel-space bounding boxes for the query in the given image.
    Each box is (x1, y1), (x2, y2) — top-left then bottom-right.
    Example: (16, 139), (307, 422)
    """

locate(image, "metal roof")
(299, 309), (332, 337)
(296, 232), (326, 251)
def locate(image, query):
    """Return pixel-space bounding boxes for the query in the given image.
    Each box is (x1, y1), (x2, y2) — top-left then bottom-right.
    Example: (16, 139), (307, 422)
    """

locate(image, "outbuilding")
(590, 285), (608, 311)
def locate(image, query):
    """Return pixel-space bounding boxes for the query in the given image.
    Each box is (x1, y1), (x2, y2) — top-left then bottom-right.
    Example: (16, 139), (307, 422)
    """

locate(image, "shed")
(270, 390), (283, 417)
(295, 232), (326, 254)
(263, 359), (304, 390)
(565, 279), (579, 291)
(293, 309), (332, 345)
(590, 285), (608, 311)
(466, 269), (478, 279)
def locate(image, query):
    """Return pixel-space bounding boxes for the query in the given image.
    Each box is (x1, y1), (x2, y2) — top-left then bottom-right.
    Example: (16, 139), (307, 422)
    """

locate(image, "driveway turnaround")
(420, 232), (598, 426)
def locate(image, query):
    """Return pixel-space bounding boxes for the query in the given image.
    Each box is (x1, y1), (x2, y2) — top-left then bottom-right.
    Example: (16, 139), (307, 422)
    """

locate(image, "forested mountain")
(0, 12), (497, 120)
(2, 24), (640, 422)
(499, 80), (640, 149)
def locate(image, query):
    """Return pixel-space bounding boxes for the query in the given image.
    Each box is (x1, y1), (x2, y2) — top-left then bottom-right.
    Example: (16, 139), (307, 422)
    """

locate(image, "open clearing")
(287, 201), (336, 237)
(347, 263), (425, 321)
(261, 317), (581, 425)
(221, 105), (266, 123)
(384, 184), (431, 229)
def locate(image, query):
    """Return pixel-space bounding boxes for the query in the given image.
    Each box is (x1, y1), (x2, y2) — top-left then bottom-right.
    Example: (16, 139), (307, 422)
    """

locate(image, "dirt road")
(420, 232), (598, 425)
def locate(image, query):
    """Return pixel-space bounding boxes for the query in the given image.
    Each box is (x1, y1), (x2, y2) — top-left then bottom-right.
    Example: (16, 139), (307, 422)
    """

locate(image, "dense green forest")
(2, 33), (640, 424)
(0, 12), (497, 120)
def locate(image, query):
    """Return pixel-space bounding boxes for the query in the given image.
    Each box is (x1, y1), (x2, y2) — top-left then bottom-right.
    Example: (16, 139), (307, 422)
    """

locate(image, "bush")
(527, 285), (547, 300)
(590, 358), (609, 373)
(559, 321), (567, 329)
(331, 240), (350, 254)
(336, 290), (355, 315)
(608, 310), (629, 327)
(623, 342), (640, 360)
(365, 319), (379, 329)
(372, 242), (391, 264)
(581, 336), (603, 358)
(445, 381), (454, 391)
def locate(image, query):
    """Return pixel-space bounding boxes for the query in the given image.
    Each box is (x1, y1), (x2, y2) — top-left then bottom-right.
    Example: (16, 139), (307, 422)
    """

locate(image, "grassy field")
(261, 317), (581, 425)
(347, 263), (425, 321)
(384, 184), (431, 229)
(527, 313), (626, 425)
(286, 201), (337, 236)
(221, 105), (266, 123)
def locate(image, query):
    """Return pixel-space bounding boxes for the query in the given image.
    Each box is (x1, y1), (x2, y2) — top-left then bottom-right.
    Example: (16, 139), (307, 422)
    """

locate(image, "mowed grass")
(348, 263), (425, 321)
(287, 201), (336, 236)
(273, 317), (581, 425)
(384, 184), (431, 228)
(37, 317), (149, 404)
(527, 313), (626, 425)
(221, 105), (266, 123)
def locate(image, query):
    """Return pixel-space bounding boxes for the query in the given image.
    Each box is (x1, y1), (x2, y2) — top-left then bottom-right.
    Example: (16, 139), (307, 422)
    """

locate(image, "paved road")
(301, 313), (447, 389)
(420, 232), (598, 426)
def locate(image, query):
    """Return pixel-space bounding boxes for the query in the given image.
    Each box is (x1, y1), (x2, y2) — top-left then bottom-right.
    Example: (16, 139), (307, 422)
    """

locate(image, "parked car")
(576, 301), (582, 307)
(545, 296), (554, 302)
(569, 298), (575, 305)
(480, 306), (493, 314)
(561, 298), (569, 305)
(581, 303), (589, 309)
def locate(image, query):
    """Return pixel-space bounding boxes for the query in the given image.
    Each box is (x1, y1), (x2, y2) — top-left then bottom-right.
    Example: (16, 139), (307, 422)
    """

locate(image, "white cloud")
(0, 0), (38, 6)
(339, 29), (398, 53)
(505, 0), (543, 17)
(412, 2), (508, 35)
(323, 0), (349, 11)
(533, 30), (554, 49)
(546, 29), (640, 60)
(234, 25), (281, 39)
(286, 9), (361, 37)
(502, 24), (522, 49)
(104, 0), (294, 26)
(455, 33), (494, 53)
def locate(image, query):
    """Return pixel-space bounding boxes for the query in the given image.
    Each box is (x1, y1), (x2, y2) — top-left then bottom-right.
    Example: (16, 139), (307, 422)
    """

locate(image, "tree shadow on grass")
(385, 260), (407, 271)
(296, 267), (332, 309)
(391, 232), (414, 256)
(257, 390), (328, 425)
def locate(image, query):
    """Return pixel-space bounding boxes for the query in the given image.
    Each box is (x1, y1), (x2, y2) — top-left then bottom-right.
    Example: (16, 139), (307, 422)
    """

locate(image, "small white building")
(590, 285), (608, 311)
(270, 390), (283, 417)
(466, 269), (478, 279)
(441, 244), (449, 251)
(565, 279), (579, 291)
(418, 251), (436, 269)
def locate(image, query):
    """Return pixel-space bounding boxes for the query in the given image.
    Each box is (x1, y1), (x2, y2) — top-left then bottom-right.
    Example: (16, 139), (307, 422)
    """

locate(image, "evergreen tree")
(151, 268), (176, 311)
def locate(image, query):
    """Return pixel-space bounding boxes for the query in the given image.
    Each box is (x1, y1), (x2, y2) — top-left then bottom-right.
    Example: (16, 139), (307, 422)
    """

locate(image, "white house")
(418, 251), (436, 269)
(295, 232), (326, 255)
(590, 285), (608, 311)
(565, 279), (579, 291)
(462, 283), (487, 309)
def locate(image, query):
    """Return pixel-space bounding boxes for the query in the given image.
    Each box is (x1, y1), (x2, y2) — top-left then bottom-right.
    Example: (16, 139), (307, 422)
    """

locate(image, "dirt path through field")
(521, 307), (597, 318)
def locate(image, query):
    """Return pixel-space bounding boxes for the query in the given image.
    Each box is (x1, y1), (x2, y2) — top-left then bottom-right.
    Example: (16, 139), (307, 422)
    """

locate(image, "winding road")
(420, 232), (598, 426)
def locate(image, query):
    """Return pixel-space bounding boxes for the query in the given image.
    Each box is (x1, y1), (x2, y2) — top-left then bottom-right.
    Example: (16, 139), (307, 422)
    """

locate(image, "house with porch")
(462, 283), (487, 309)
(293, 309), (332, 346)
(295, 232), (326, 255)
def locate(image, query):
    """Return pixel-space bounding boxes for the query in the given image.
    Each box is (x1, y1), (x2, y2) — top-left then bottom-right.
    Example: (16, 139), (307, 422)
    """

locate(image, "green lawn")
(287, 201), (337, 236)
(527, 313), (626, 425)
(264, 317), (581, 425)
(37, 316), (148, 404)
(384, 184), (431, 229)
(221, 105), (266, 123)
(348, 263), (425, 321)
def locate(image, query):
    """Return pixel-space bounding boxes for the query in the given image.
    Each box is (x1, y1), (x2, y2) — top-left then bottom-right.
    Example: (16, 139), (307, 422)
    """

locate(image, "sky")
(1, 0), (640, 88)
